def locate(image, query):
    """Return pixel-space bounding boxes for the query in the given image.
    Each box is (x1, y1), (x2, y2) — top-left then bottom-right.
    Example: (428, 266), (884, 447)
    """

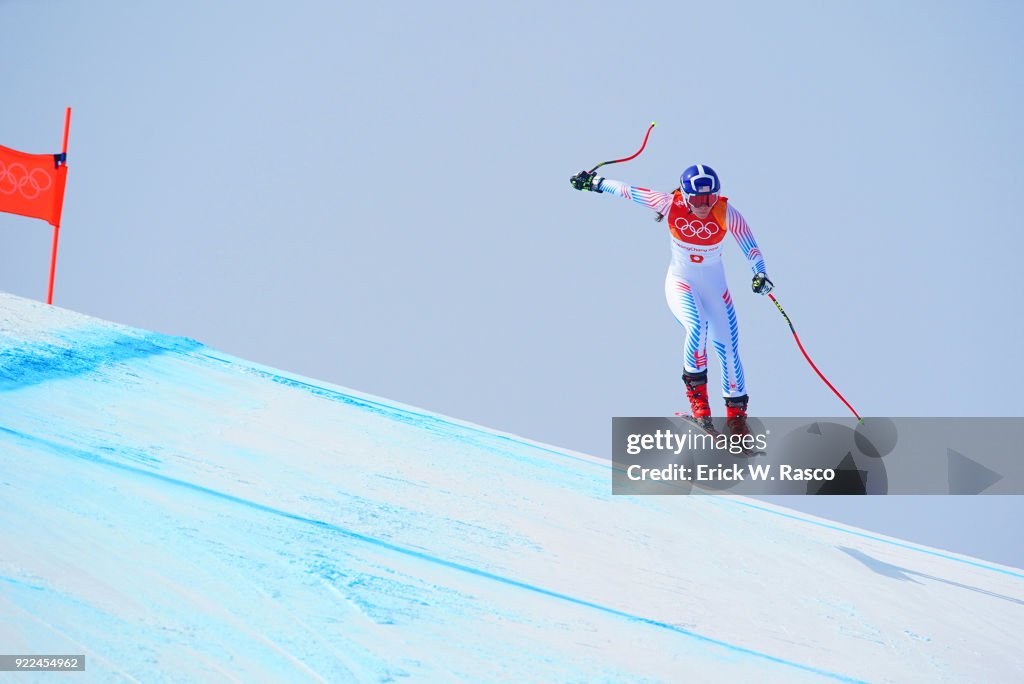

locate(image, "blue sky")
(1, 0), (1022, 566)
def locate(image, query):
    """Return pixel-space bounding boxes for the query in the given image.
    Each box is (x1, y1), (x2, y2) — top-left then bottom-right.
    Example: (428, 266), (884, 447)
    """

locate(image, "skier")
(569, 164), (773, 434)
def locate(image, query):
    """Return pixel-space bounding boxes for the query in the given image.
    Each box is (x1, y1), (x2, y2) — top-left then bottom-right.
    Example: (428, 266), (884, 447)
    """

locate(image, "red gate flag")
(0, 144), (68, 227)
(2, 107), (71, 305)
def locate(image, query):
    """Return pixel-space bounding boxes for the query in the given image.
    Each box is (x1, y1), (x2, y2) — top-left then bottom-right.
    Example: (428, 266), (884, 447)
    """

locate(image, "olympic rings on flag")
(0, 161), (53, 200)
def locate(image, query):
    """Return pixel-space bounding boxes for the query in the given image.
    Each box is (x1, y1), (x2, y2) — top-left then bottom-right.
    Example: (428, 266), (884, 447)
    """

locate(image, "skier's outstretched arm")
(569, 170), (673, 215)
(727, 204), (774, 295)
(596, 178), (674, 214)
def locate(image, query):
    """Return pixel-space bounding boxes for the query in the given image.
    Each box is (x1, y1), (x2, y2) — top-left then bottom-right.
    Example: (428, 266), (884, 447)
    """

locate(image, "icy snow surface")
(0, 292), (1021, 683)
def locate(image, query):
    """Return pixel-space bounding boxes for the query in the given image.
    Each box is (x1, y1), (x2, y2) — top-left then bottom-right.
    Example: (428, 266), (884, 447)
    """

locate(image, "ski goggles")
(685, 192), (719, 210)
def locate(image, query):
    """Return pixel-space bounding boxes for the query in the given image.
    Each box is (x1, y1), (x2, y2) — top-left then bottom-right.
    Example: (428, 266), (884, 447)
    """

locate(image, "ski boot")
(725, 395), (764, 456)
(725, 395), (750, 435)
(678, 371), (715, 432)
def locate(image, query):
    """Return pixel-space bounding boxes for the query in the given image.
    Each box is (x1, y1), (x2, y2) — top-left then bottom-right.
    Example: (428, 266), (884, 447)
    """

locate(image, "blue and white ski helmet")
(680, 164), (720, 195)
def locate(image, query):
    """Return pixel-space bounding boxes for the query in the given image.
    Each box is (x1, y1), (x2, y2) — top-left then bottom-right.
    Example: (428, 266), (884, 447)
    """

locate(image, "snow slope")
(0, 292), (1021, 683)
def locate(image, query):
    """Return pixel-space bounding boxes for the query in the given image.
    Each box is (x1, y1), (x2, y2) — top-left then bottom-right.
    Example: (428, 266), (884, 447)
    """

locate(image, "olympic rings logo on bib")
(673, 217), (721, 241)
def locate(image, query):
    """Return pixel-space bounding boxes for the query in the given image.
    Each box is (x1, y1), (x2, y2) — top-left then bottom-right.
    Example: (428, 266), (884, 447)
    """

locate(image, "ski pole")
(588, 122), (656, 173)
(766, 292), (863, 422)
